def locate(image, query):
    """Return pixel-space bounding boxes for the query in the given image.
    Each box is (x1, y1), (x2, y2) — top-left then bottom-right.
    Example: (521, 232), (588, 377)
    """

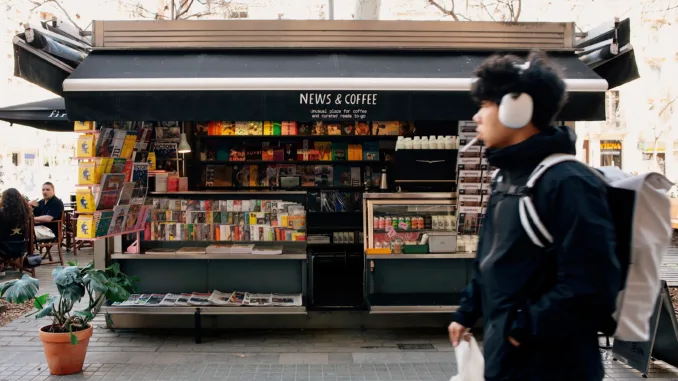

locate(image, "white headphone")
(498, 62), (534, 129)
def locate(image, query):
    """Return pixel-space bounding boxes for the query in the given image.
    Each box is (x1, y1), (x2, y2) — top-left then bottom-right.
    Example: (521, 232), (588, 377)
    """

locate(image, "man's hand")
(448, 322), (470, 347)
(29, 200), (39, 207)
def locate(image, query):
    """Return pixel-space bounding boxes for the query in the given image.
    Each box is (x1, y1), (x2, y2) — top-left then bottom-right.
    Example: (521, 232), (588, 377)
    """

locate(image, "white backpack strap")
(520, 154), (582, 248)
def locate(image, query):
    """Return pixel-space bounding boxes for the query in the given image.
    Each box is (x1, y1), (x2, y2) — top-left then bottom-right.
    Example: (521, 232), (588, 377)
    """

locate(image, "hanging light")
(177, 133), (191, 153)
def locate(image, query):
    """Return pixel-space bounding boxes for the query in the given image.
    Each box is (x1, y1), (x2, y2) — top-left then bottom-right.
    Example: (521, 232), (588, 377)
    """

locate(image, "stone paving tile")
(5, 251), (678, 380)
(3, 362), (676, 381)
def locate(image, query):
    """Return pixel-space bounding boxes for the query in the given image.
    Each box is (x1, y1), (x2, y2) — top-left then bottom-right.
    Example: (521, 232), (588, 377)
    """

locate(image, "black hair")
(470, 50), (567, 129)
(43, 182), (54, 189)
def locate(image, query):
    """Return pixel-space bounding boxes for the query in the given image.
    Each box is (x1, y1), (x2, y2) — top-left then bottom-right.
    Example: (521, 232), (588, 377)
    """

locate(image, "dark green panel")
(372, 259), (469, 294)
(207, 260), (303, 294)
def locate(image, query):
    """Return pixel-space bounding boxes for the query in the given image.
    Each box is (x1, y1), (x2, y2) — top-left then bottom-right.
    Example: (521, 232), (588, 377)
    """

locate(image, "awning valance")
(63, 51), (609, 122)
(0, 98), (70, 132)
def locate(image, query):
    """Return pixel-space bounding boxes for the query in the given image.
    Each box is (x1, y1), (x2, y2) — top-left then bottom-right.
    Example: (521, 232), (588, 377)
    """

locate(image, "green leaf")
(104, 282), (130, 303)
(67, 260), (77, 266)
(83, 271), (108, 294)
(34, 297), (57, 319)
(74, 310), (94, 322)
(33, 293), (50, 310)
(53, 267), (85, 304)
(69, 325), (78, 345)
(106, 262), (121, 275)
(0, 275), (39, 304)
(53, 266), (83, 287)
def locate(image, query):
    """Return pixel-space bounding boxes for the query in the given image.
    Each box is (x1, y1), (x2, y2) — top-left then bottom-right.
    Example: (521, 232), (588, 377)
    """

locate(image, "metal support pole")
(194, 309), (202, 344)
(328, 0), (334, 20)
(93, 239), (107, 270)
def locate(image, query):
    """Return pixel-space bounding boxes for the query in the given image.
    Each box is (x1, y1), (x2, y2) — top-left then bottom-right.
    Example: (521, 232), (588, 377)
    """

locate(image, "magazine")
(119, 294), (140, 306)
(188, 293), (211, 306)
(160, 293), (180, 306)
(271, 293), (303, 307)
(175, 293), (192, 306)
(208, 290), (231, 305)
(227, 291), (246, 306)
(145, 294), (165, 306)
(136, 294), (152, 305)
(243, 293), (272, 306)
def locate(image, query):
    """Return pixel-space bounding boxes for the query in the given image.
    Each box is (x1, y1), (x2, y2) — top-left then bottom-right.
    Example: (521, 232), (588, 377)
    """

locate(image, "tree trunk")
(354, 0), (380, 20)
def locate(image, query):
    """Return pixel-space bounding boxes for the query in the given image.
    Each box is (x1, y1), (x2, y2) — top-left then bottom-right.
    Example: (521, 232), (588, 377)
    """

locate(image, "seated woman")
(0, 188), (31, 273)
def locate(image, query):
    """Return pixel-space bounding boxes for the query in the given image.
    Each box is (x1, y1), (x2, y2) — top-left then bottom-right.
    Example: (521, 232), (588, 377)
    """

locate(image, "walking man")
(448, 51), (621, 381)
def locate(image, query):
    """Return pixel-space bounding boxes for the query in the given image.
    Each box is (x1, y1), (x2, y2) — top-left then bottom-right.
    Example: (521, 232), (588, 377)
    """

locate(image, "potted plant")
(0, 261), (138, 375)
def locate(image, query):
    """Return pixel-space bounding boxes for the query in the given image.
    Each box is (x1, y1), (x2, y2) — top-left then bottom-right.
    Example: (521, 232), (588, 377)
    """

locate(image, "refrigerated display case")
(363, 192), (475, 314)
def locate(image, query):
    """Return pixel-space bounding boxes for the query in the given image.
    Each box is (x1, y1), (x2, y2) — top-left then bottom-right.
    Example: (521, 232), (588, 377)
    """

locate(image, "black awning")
(0, 97), (70, 132)
(63, 50), (608, 122)
(13, 35), (74, 96)
(576, 18), (639, 89)
(12, 23), (90, 96)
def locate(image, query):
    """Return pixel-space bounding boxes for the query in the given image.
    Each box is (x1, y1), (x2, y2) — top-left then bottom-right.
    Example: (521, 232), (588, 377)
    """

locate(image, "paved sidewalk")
(2, 251), (678, 380)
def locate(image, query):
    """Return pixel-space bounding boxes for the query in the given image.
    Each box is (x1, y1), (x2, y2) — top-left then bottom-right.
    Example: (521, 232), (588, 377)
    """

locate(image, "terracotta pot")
(39, 324), (93, 375)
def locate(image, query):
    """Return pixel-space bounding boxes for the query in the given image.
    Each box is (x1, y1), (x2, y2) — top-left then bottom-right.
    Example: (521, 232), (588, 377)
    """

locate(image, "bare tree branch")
(427, 0), (460, 21)
(29, 0), (82, 30)
(429, 0), (521, 21)
(657, 96), (678, 118)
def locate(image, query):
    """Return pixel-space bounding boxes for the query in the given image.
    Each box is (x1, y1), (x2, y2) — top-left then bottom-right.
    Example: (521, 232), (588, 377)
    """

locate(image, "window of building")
(11, 153), (18, 166)
(600, 140), (622, 168)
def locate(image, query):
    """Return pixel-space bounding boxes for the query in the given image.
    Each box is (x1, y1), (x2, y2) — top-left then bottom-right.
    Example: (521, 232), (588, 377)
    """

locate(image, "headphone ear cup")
(498, 93), (534, 129)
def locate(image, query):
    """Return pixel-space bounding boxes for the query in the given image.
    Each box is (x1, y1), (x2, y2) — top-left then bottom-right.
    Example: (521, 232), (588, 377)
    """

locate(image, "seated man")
(30, 182), (64, 238)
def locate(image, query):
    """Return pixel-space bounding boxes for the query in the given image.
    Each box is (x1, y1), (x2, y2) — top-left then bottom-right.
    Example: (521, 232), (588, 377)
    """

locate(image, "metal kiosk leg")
(194, 308), (202, 344)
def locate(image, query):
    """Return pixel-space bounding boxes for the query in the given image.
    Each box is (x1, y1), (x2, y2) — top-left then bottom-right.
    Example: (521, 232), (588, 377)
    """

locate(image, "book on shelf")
(230, 244), (255, 254)
(145, 248), (177, 255)
(251, 245), (283, 255)
(175, 247), (206, 255)
(205, 244), (232, 254)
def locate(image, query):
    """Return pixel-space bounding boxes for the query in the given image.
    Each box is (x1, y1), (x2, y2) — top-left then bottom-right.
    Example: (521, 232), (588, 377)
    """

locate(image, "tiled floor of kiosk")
(2, 252), (678, 380)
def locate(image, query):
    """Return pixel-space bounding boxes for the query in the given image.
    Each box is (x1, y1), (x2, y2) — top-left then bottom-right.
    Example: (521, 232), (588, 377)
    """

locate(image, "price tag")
(385, 225), (397, 239)
(398, 222), (408, 230)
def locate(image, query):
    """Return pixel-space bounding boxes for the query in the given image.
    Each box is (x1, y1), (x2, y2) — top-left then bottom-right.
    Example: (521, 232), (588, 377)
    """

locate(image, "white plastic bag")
(450, 336), (484, 381)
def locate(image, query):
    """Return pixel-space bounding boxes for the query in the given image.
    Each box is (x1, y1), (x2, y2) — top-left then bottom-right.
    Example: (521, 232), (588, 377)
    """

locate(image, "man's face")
(473, 101), (515, 149)
(42, 185), (54, 200)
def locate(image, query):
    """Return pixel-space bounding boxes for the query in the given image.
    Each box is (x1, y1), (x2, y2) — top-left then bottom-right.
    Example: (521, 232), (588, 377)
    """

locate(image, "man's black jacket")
(452, 126), (621, 381)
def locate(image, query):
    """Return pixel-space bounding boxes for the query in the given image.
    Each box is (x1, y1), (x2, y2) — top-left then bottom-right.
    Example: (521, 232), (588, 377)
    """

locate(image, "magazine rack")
(104, 190), (309, 338)
(73, 121), (151, 244)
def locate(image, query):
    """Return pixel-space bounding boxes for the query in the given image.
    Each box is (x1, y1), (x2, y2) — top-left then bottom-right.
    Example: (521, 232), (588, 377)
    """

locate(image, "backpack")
(506, 153), (673, 342)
